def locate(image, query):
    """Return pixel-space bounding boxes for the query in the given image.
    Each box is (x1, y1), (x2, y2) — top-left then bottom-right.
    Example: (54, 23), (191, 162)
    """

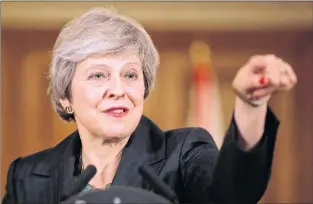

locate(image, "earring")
(65, 106), (74, 114)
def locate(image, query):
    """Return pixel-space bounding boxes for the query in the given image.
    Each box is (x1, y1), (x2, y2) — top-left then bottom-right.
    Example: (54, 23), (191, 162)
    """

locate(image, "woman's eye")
(124, 72), (138, 80)
(89, 73), (107, 80)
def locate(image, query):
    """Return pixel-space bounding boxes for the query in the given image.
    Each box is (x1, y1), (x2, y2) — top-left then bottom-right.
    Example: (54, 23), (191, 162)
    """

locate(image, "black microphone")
(139, 166), (179, 204)
(62, 165), (97, 200)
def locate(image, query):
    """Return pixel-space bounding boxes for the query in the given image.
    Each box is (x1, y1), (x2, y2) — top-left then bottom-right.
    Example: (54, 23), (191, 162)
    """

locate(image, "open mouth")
(104, 107), (129, 117)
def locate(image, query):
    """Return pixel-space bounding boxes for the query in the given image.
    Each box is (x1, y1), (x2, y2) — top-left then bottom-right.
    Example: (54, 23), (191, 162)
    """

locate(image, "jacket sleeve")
(2, 157), (22, 204)
(180, 107), (279, 203)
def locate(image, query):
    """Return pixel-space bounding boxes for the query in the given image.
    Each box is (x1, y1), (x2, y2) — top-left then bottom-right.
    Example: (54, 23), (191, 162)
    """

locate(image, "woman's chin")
(100, 128), (131, 141)
(92, 120), (138, 141)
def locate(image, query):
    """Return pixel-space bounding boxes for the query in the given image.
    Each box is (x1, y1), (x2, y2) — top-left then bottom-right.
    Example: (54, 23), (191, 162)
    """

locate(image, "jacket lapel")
(29, 131), (78, 203)
(26, 114), (166, 202)
(112, 115), (167, 190)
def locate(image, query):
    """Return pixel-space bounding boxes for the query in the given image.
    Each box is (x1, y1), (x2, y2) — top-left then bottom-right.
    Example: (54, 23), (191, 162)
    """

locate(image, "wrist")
(234, 89), (271, 108)
(235, 96), (267, 115)
(234, 97), (267, 150)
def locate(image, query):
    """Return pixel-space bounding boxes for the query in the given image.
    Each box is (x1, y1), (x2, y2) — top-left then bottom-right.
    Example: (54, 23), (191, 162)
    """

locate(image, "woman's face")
(61, 53), (145, 140)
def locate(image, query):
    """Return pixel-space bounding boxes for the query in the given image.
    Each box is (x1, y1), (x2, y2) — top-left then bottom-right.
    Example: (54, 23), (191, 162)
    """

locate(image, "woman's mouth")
(103, 107), (129, 118)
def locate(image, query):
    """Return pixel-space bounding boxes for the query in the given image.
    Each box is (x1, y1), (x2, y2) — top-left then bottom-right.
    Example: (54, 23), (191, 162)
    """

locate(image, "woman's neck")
(80, 135), (129, 171)
(79, 134), (130, 188)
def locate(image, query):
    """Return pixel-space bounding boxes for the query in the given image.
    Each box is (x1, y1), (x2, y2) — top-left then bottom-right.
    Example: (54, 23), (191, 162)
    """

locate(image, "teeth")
(111, 109), (124, 113)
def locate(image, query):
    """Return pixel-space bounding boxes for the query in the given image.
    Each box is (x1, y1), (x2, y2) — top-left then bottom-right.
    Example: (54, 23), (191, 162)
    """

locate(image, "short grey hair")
(47, 7), (160, 122)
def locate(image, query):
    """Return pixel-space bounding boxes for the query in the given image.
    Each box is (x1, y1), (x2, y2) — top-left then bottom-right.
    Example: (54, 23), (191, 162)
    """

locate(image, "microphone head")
(82, 165), (97, 179)
(62, 186), (172, 204)
(63, 165), (97, 199)
(75, 165), (97, 186)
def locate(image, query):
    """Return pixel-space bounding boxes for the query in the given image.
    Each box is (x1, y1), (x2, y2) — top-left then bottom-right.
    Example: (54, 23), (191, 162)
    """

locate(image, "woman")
(2, 7), (297, 204)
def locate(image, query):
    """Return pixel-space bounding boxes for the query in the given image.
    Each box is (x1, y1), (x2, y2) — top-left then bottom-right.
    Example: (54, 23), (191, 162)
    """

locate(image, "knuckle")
(273, 79), (280, 86)
(249, 55), (261, 62)
(291, 76), (298, 84)
(267, 54), (276, 58)
(294, 76), (298, 83)
(269, 56), (277, 62)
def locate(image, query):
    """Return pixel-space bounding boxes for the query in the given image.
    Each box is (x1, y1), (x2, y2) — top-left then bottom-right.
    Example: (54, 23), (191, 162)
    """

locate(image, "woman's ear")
(60, 98), (74, 114)
(59, 98), (71, 110)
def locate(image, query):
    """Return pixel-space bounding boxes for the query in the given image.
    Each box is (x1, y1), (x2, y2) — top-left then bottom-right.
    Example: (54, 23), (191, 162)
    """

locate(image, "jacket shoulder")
(165, 127), (215, 143)
(141, 115), (214, 143)
(164, 127), (217, 155)
(8, 133), (76, 179)
(12, 148), (52, 178)
(164, 127), (194, 142)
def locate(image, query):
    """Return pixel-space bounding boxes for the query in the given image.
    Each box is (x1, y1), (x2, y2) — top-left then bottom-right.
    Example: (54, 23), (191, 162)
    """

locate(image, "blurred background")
(1, 1), (313, 203)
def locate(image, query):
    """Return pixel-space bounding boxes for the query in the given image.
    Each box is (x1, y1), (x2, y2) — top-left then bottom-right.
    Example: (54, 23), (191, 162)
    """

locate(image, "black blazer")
(2, 107), (279, 204)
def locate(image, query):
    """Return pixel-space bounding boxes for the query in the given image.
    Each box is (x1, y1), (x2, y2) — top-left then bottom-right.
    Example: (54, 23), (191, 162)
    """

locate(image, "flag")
(186, 41), (225, 149)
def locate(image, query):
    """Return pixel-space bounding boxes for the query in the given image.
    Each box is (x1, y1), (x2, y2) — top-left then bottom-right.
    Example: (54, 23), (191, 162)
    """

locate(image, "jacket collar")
(31, 115), (167, 179)
(111, 115), (167, 187)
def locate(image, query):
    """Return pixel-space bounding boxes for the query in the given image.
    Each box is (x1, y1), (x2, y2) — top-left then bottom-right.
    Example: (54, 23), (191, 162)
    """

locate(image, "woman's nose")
(106, 76), (125, 99)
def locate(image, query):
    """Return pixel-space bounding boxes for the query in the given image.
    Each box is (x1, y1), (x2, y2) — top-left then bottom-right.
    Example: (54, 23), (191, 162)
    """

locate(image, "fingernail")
(259, 76), (266, 85)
